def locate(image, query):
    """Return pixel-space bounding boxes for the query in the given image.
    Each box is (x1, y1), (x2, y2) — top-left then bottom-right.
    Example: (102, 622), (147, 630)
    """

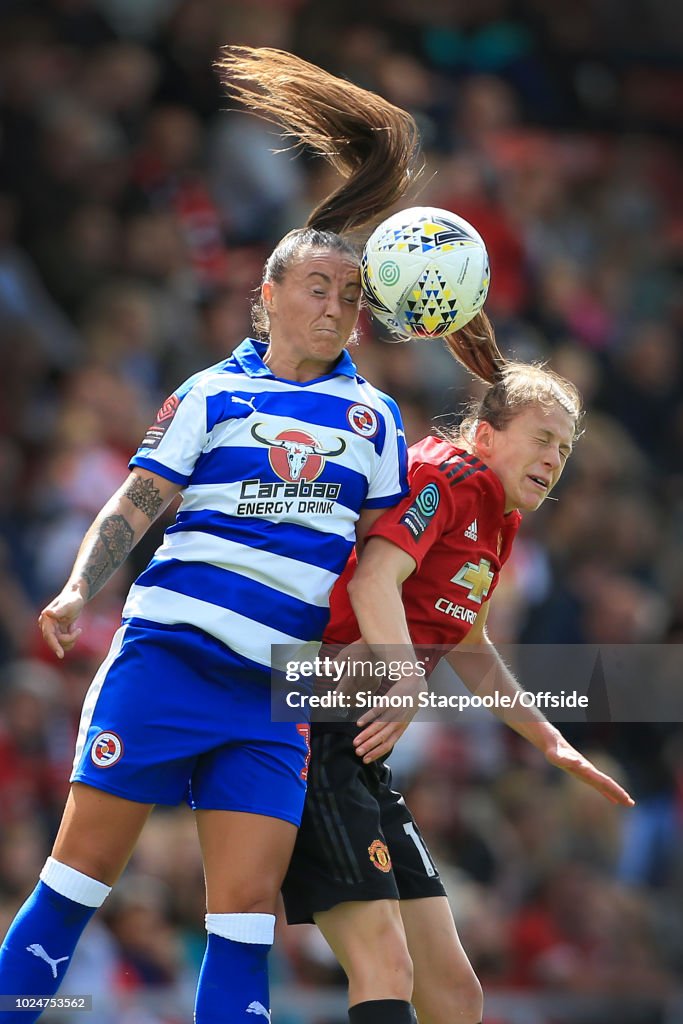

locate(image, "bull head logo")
(250, 423), (346, 482)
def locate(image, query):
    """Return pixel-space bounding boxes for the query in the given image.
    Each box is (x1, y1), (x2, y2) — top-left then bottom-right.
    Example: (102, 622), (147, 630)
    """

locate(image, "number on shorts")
(403, 821), (437, 877)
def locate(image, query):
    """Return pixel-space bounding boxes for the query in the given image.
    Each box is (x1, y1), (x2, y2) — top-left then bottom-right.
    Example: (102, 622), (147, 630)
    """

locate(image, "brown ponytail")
(215, 46), (421, 236)
(441, 313), (583, 443)
(442, 310), (505, 385)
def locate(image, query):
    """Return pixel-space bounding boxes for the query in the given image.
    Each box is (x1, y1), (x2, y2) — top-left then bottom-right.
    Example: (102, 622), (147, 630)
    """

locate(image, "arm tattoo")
(81, 515), (134, 599)
(123, 476), (164, 521)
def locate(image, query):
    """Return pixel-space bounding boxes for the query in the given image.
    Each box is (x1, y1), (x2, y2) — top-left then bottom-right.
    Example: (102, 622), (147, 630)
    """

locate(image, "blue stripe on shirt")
(117, 617), (272, 681)
(205, 390), (388, 455)
(134, 558), (331, 640)
(130, 456), (189, 485)
(166, 510), (355, 575)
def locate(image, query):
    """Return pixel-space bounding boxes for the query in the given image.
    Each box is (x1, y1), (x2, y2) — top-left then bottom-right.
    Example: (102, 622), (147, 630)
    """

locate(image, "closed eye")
(535, 437), (571, 462)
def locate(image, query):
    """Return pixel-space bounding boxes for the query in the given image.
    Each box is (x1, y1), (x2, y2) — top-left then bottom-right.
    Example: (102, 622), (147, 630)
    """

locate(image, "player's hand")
(353, 718), (410, 763)
(38, 585), (85, 659)
(353, 676), (427, 763)
(545, 736), (635, 807)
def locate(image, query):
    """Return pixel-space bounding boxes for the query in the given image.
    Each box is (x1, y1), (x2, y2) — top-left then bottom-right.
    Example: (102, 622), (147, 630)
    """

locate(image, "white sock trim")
(205, 912), (275, 945)
(40, 857), (111, 908)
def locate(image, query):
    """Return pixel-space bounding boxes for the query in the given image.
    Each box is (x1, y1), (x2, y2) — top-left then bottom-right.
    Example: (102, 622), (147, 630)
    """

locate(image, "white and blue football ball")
(361, 206), (490, 340)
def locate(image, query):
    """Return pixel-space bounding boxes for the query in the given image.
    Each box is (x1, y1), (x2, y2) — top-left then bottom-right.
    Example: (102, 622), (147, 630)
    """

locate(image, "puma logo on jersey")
(233, 396), (257, 413)
(26, 943), (69, 978)
(246, 1002), (271, 1021)
(464, 519), (478, 541)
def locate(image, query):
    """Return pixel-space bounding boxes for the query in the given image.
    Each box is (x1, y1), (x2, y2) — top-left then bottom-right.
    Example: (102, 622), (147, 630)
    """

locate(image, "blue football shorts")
(70, 622), (311, 826)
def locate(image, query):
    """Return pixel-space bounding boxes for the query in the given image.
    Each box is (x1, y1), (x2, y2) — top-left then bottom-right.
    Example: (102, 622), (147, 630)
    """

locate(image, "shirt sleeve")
(129, 380), (209, 486)
(363, 394), (409, 508)
(365, 460), (478, 572)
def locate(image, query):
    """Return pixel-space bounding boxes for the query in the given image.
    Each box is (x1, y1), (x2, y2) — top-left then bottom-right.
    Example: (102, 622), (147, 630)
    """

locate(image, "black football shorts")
(282, 725), (446, 924)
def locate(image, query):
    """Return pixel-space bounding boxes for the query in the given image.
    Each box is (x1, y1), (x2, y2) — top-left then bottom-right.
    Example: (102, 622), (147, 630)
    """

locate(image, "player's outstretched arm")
(542, 732), (635, 806)
(446, 611), (635, 807)
(39, 469), (181, 659)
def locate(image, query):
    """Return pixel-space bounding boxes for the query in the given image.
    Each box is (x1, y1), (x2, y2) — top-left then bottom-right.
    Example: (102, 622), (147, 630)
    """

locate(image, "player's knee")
(384, 942), (414, 995)
(238, 892), (279, 915)
(53, 850), (122, 887)
(349, 949), (413, 999)
(346, 928), (413, 997)
(418, 967), (483, 1024)
(455, 971), (484, 1022)
(207, 880), (281, 915)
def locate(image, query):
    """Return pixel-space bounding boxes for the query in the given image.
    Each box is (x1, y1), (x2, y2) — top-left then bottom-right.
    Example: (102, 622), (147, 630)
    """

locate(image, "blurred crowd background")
(0, 0), (682, 1021)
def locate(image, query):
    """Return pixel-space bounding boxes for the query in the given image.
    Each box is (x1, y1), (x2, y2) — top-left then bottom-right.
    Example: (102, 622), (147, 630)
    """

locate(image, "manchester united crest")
(368, 838), (392, 873)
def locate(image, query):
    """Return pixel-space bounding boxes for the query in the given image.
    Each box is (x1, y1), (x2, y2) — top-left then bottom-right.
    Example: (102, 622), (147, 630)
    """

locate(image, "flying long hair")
(215, 46), (421, 236)
(443, 310), (505, 386)
(443, 312), (583, 441)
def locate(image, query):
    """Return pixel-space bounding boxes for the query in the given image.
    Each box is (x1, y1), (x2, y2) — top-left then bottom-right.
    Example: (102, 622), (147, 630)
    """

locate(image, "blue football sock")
(0, 858), (110, 1022)
(195, 913), (274, 1023)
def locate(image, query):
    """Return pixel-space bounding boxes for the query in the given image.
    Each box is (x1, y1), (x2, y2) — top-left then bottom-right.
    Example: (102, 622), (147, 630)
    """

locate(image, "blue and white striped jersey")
(123, 339), (408, 669)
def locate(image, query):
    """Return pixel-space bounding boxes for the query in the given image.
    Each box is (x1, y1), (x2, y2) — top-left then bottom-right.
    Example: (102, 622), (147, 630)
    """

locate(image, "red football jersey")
(325, 436), (522, 649)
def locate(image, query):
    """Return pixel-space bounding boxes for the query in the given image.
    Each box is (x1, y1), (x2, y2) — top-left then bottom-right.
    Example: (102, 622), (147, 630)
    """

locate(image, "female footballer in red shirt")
(283, 314), (633, 1024)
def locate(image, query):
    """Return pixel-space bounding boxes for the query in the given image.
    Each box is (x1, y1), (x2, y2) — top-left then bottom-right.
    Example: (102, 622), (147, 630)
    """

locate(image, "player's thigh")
(314, 899), (413, 994)
(400, 897), (483, 1024)
(52, 782), (153, 885)
(282, 729), (403, 924)
(190, 725), (309, 827)
(197, 809), (298, 914)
